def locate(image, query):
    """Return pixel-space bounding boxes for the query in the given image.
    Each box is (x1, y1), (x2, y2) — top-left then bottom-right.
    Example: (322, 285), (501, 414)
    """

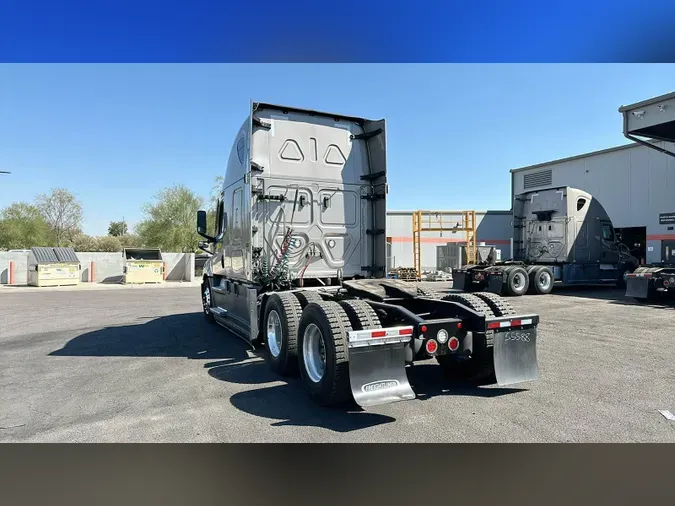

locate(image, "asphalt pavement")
(1, 283), (674, 442)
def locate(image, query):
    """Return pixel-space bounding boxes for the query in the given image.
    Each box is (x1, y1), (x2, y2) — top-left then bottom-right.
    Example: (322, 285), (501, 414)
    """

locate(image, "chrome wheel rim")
(513, 272), (526, 289)
(203, 286), (211, 314)
(538, 271), (552, 291)
(303, 323), (326, 383)
(267, 310), (283, 358)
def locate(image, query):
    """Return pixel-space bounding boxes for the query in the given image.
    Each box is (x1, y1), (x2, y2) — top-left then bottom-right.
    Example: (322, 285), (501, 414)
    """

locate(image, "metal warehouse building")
(385, 210), (513, 272)
(510, 139), (675, 264)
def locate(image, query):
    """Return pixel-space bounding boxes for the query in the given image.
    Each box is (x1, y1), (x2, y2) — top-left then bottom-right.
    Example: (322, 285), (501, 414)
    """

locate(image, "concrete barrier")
(0, 251), (196, 285)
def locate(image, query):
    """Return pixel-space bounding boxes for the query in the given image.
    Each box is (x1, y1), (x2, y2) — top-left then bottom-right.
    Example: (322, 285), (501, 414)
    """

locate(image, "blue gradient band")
(1, 0), (675, 62)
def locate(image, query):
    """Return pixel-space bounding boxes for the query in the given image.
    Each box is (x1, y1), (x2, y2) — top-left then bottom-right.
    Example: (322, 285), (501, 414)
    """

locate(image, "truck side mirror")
(197, 210), (216, 242)
(197, 210), (208, 235)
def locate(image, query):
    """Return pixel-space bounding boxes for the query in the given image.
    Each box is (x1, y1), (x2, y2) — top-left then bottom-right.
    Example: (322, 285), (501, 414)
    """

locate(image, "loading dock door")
(615, 227), (646, 264)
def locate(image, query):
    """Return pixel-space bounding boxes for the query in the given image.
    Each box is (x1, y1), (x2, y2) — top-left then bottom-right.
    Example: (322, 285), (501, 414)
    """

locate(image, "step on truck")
(452, 186), (640, 297)
(195, 101), (541, 408)
(618, 92), (675, 303)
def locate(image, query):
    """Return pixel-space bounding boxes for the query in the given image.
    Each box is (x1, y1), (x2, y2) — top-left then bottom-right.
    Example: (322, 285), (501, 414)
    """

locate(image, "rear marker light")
(448, 337), (460, 352)
(420, 325), (428, 333)
(457, 322), (462, 329)
(425, 339), (438, 354)
(371, 331), (386, 338)
(399, 327), (413, 336)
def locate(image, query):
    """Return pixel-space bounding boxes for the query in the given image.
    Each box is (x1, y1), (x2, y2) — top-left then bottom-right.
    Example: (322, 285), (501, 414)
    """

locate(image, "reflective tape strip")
(347, 326), (413, 348)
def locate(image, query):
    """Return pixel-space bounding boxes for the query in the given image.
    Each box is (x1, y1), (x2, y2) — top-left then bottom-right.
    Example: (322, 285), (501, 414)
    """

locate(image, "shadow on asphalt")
(550, 285), (675, 308)
(50, 311), (528, 433)
(49, 312), (396, 432)
(406, 363), (527, 400)
(49, 312), (245, 359)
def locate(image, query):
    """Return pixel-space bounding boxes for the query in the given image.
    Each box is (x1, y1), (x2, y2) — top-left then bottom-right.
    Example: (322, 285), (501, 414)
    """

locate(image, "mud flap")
(492, 327), (539, 386)
(347, 327), (416, 408)
(625, 276), (650, 299)
(487, 271), (505, 294)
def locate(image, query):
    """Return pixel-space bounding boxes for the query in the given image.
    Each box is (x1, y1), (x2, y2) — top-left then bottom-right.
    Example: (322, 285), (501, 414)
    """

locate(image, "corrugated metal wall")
(511, 141), (675, 263)
(386, 211), (513, 271)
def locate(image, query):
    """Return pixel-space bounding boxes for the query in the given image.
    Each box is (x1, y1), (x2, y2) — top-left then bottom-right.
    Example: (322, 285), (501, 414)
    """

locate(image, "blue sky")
(1, 64), (674, 235)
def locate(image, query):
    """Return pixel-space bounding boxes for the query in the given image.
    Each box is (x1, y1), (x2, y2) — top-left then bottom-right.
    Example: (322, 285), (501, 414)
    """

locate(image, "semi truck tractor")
(196, 101), (541, 408)
(619, 92), (675, 302)
(452, 186), (639, 297)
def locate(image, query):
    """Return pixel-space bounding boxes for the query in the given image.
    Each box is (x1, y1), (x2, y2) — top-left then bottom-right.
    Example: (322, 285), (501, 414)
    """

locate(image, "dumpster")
(123, 248), (164, 284)
(27, 247), (81, 287)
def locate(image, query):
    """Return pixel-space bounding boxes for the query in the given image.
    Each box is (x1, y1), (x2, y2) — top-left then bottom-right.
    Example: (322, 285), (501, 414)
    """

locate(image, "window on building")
(577, 198), (587, 211)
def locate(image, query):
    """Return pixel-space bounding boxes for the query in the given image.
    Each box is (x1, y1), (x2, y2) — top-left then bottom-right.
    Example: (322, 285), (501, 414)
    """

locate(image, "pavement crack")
(0, 424), (25, 430)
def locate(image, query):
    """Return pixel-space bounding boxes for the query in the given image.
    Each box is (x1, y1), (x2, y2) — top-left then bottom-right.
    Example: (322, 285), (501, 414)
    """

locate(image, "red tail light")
(448, 337), (460, 352)
(425, 339), (438, 354)
(371, 331), (386, 338)
(399, 327), (413, 336)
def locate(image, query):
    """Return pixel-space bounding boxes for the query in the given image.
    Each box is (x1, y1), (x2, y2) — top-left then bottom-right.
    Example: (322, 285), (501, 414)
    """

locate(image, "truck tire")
(416, 286), (442, 299)
(505, 266), (529, 296)
(529, 266), (554, 295)
(294, 290), (324, 308)
(263, 293), (303, 377)
(297, 301), (354, 406)
(616, 264), (633, 289)
(441, 293), (495, 318)
(201, 280), (215, 323)
(473, 292), (517, 316)
(338, 299), (381, 330)
(436, 293), (495, 383)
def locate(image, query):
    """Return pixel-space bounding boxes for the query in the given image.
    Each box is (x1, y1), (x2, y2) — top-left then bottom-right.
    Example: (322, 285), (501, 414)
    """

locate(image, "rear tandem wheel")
(338, 299), (381, 330)
(504, 266), (529, 296)
(473, 292), (517, 316)
(528, 266), (554, 295)
(436, 293), (496, 383)
(263, 293), (303, 377)
(297, 301), (355, 406)
(294, 290), (324, 308)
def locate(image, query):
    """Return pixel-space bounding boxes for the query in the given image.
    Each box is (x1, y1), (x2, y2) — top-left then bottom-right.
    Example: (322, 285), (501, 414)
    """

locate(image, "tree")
(0, 202), (54, 249)
(108, 221), (128, 237)
(70, 233), (98, 252)
(209, 175), (224, 211)
(207, 175), (224, 236)
(35, 188), (83, 246)
(136, 184), (204, 253)
(96, 235), (123, 252)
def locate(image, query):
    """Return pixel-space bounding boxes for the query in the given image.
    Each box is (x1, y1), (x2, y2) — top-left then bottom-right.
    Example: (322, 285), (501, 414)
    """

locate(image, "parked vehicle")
(619, 91), (675, 302)
(196, 101), (541, 408)
(452, 186), (639, 297)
